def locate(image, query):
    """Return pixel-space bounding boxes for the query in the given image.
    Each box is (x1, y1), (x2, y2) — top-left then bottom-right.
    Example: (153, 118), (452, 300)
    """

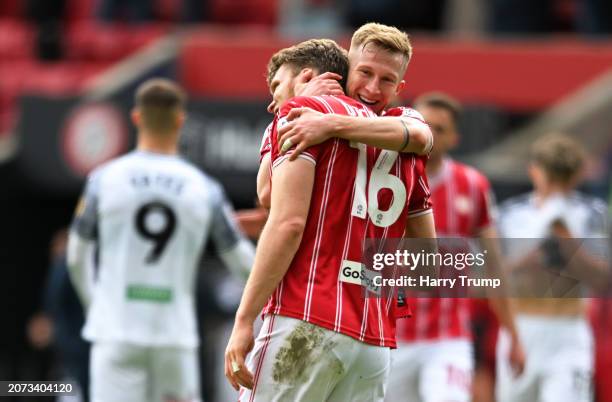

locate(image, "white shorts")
(239, 314), (391, 402)
(385, 339), (473, 402)
(496, 315), (593, 402)
(90, 342), (201, 402)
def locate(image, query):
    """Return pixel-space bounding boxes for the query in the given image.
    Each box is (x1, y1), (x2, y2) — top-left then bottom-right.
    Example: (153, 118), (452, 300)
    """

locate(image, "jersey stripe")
(303, 139), (339, 321)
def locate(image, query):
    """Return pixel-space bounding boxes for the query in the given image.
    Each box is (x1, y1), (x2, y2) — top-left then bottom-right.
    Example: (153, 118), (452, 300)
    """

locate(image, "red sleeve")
(407, 155), (433, 217)
(259, 121), (273, 163)
(271, 96), (328, 170)
(384, 106), (426, 124)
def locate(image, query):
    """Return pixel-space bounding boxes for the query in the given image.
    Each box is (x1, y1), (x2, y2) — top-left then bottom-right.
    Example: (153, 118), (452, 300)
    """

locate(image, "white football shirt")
(71, 150), (249, 348)
(498, 192), (609, 273)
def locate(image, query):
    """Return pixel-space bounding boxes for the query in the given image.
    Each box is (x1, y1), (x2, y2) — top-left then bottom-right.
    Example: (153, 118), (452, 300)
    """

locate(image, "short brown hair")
(530, 134), (586, 184)
(135, 78), (186, 134)
(267, 39), (349, 89)
(350, 23), (412, 70)
(414, 92), (462, 124)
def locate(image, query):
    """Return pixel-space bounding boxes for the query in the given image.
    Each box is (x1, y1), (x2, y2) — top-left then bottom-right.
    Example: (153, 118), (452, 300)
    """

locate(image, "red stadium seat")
(155, 0), (183, 22)
(0, 0), (24, 19)
(210, 0), (278, 26)
(0, 19), (34, 60)
(64, 0), (97, 23)
(0, 60), (109, 133)
(65, 22), (167, 62)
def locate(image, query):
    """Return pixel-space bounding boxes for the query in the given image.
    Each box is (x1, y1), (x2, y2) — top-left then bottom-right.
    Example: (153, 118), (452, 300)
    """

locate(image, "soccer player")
(67, 78), (255, 402)
(225, 32), (435, 402)
(280, 90), (526, 402)
(496, 134), (609, 402)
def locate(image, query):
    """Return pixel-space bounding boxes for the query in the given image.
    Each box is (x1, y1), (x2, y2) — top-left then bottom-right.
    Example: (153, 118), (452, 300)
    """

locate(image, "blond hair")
(135, 78), (186, 135)
(267, 39), (349, 89)
(530, 134), (586, 184)
(350, 23), (412, 69)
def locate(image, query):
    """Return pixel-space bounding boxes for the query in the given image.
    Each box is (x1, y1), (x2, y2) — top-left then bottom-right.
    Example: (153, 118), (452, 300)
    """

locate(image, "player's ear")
(298, 68), (314, 83)
(395, 80), (406, 95)
(527, 163), (539, 182)
(176, 110), (186, 128)
(267, 100), (277, 114)
(450, 130), (460, 149)
(131, 108), (141, 127)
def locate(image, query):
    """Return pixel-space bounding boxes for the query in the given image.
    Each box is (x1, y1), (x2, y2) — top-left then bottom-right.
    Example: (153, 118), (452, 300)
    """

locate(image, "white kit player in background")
(497, 134), (609, 402)
(67, 79), (255, 402)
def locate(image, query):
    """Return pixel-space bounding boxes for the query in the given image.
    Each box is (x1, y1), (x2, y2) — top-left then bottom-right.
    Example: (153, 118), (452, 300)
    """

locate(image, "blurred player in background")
(225, 30), (435, 401)
(497, 134), (609, 402)
(67, 78), (255, 402)
(381, 92), (524, 402)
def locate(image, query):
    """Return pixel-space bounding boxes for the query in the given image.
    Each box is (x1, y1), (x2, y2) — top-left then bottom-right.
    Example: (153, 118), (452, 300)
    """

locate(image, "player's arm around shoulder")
(384, 106), (433, 155)
(277, 104), (433, 160)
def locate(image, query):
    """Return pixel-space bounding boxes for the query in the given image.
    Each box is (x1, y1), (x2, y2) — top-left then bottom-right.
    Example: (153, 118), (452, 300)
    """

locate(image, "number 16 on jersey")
(350, 142), (406, 228)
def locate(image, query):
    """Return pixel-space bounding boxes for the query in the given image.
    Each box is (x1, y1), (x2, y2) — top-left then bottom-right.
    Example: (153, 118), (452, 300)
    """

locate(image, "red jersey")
(383, 105), (427, 124)
(590, 299), (612, 401)
(398, 158), (495, 342)
(259, 122), (273, 162)
(264, 95), (432, 348)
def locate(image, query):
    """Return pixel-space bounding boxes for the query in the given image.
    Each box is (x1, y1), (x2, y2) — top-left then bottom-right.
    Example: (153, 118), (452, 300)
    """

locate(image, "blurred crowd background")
(0, 0), (610, 401)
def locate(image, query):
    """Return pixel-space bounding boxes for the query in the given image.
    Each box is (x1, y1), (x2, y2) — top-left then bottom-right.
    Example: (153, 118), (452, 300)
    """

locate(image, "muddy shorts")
(239, 314), (391, 402)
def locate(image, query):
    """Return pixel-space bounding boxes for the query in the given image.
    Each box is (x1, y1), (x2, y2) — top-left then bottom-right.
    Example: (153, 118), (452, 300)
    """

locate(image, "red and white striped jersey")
(383, 105), (427, 123)
(398, 158), (495, 342)
(264, 95), (432, 348)
(259, 122), (273, 162)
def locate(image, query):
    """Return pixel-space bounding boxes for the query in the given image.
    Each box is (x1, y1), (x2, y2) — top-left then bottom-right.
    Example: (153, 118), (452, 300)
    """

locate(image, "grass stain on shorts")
(272, 321), (345, 386)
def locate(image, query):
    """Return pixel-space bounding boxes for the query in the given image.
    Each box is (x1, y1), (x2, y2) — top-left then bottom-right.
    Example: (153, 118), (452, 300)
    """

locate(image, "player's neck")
(137, 131), (178, 155)
(533, 184), (573, 205)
